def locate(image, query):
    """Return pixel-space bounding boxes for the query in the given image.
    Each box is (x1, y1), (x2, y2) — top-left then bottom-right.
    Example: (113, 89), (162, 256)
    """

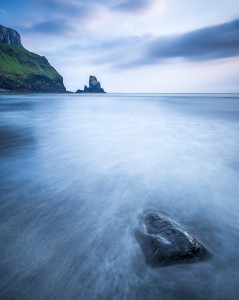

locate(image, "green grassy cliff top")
(0, 43), (59, 79)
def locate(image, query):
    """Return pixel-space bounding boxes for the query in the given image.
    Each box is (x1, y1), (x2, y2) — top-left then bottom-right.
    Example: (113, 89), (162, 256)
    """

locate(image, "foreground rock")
(135, 212), (211, 267)
(0, 24), (66, 93)
(76, 75), (106, 93)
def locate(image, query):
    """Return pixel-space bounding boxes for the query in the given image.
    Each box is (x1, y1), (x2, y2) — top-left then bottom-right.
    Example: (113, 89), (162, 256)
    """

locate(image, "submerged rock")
(135, 212), (211, 267)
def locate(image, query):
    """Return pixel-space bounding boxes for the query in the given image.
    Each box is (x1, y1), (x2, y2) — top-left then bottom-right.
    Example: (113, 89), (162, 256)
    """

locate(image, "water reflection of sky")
(0, 94), (239, 300)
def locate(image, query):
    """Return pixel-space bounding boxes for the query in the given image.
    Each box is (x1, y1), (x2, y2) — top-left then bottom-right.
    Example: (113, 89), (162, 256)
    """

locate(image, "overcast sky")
(1, 0), (239, 92)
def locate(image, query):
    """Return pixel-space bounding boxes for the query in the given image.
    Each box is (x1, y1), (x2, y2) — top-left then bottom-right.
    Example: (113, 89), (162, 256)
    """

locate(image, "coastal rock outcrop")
(0, 24), (66, 93)
(0, 25), (22, 47)
(135, 211), (211, 267)
(76, 75), (106, 93)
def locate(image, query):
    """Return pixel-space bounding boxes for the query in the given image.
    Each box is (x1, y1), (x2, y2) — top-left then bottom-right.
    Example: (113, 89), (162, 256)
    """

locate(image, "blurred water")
(0, 93), (239, 300)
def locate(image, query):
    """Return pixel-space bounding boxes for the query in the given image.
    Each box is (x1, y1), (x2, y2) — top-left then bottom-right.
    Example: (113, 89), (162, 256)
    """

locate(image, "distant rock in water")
(76, 75), (106, 93)
(135, 212), (211, 267)
(0, 24), (66, 93)
(75, 89), (84, 93)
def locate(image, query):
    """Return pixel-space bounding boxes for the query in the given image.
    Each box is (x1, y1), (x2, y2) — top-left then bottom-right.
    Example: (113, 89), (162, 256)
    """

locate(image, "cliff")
(0, 24), (66, 93)
(76, 75), (106, 93)
(0, 25), (22, 47)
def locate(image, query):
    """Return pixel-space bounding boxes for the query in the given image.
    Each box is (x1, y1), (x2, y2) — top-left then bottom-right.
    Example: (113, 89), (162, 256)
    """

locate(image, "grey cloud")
(28, 19), (73, 35)
(106, 18), (239, 68)
(42, 0), (156, 14)
(17, 1), (93, 35)
(44, 18), (239, 68)
(65, 36), (144, 52)
(144, 18), (239, 64)
(16, 18), (73, 35)
(90, 18), (239, 69)
(3, 0), (157, 38)
(112, 0), (155, 12)
(41, 0), (90, 17)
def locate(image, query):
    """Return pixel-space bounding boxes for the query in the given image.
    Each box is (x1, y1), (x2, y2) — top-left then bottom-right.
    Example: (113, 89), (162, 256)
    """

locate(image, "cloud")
(36, 18), (239, 69)
(64, 36), (144, 52)
(2, 0), (158, 38)
(0, 9), (7, 14)
(41, 0), (156, 14)
(41, 0), (90, 17)
(109, 18), (239, 68)
(144, 18), (239, 63)
(112, 0), (155, 12)
(87, 18), (239, 69)
(27, 19), (73, 35)
(16, 1), (96, 36)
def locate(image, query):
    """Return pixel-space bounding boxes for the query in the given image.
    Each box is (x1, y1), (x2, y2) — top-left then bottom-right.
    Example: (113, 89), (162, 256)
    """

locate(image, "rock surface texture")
(0, 24), (66, 93)
(135, 212), (211, 267)
(0, 25), (22, 47)
(76, 76), (106, 93)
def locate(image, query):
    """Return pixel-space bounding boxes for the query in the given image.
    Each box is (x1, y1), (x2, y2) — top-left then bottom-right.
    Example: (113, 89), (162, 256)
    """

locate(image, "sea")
(0, 93), (239, 300)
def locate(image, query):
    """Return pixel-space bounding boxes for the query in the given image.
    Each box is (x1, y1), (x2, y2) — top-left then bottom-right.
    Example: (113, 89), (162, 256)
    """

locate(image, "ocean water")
(0, 93), (239, 300)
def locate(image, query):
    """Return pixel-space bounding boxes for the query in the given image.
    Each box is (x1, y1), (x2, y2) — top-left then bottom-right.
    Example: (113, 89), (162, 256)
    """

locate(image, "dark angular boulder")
(135, 212), (211, 267)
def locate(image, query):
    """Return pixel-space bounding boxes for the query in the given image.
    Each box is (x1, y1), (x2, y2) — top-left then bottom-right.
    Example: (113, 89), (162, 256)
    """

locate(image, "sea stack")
(0, 24), (66, 93)
(76, 75), (106, 93)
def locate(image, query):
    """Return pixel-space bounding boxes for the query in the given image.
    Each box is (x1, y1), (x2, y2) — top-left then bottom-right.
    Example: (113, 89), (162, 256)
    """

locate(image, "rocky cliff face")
(76, 75), (106, 93)
(0, 24), (66, 93)
(0, 25), (22, 47)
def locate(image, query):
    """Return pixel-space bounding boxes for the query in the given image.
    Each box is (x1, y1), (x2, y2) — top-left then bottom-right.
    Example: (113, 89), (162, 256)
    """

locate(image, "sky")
(1, 0), (239, 92)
